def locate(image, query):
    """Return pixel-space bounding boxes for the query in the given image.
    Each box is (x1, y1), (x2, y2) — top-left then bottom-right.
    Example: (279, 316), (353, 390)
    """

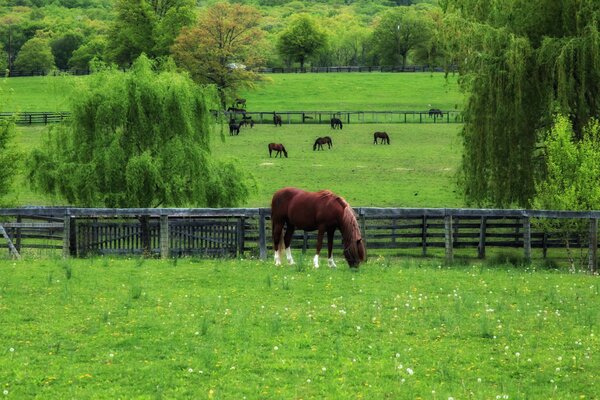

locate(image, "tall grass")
(0, 258), (597, 398)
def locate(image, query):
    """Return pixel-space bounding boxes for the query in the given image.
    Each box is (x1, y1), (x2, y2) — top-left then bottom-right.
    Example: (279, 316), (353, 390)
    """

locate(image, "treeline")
(0, 0), (443, 74)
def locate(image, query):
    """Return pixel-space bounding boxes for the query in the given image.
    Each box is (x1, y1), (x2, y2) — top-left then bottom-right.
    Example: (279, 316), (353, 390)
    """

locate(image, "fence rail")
(220, 110), (464, 124)
(1, 207), (598, 271)
(0, 112), (71, 125)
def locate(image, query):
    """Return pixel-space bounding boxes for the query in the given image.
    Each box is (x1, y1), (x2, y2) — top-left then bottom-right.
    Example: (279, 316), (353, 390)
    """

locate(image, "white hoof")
(286, 247), (295, 265)
(328, 258), (337, 268)
(313, 254), (320, 268)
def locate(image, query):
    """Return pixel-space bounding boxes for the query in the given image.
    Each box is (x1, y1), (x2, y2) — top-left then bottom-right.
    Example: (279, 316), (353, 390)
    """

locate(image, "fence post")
(522, 217), (531, 262)
(589, 218), (598, 273)
(444, 215), (453, 263)
(259, 208), (267, 260)
(160, 214), (169, 259)
(63, 211), (71, 258)
(478, 217), (486, 259)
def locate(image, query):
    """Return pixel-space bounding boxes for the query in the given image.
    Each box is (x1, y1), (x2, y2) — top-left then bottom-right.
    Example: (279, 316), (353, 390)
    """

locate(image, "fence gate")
(75, 217), (242, 257)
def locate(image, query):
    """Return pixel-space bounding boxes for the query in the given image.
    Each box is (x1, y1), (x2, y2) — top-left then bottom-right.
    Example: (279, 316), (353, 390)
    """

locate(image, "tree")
(172, 2), (266, 109)
(68, 36), (107, 70)
(371, 6), (432, 68)
(277, 14), (327, 69)
(0, 118), (19, 205)
(533, 115), (600, 269)
(443, 0), (600, 207)
(13, 36), (55, 73)
(106, 0), (195, 67)
(27, 55), (252, 209)
(51, 31), (83, 70)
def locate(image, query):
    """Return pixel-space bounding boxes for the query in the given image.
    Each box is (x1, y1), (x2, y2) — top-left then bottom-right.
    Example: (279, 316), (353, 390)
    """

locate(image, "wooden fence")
(0, 112), (70, 125)
(1, 207), (598, 271)
(220, 110), (464, 125)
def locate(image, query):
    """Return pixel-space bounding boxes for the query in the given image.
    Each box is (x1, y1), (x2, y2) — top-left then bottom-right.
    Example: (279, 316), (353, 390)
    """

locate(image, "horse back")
(272, 188), (343, 230)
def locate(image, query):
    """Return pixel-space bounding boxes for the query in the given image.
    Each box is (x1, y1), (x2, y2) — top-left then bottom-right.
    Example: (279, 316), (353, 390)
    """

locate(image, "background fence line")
(0, 207), (598, 272)
(0, 110), (464, 125)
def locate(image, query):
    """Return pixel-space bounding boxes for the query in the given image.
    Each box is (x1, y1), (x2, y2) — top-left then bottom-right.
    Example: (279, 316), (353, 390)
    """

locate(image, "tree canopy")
(27, 55), (251, 208)
(443, 0), (600, 207)
(172, 2), (266, 108)
(277, 14), (327, 69)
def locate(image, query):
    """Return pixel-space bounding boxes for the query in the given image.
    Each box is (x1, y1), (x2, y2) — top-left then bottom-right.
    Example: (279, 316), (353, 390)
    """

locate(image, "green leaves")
(27, 54), (251, 208)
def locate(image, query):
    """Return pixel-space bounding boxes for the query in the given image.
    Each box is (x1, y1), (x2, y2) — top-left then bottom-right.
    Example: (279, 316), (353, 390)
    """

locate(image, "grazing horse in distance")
(229, 120), (241, 135)
(373, 131), (390, 144)
(268, 143), (288, 158)
(313, 136), (333, 150)
(428, 108), (443, 118)
(273, 112), (282, 126)
(330, 117), (343, 129)
(271, 187), (366, 268)
(234, 98), (246, 108)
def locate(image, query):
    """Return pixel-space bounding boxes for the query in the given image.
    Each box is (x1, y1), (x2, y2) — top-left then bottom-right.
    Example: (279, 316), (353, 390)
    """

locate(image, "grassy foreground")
(0, 258), (598, 399)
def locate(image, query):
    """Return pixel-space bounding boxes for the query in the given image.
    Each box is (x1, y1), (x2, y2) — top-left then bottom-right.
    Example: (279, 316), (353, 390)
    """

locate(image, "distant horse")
(313, 136), (333, 150)
(271, 187), (366, 268)
(428, 108), (443, 118)
(330, 117), (343, 129)
(373, 131), (390, 144)
(273, 112), (282, 126)
(235, 98), (246, 108)
(268, 143), (288, 158)
(241, 114), (254, 128)
(229, 121), (241, 135)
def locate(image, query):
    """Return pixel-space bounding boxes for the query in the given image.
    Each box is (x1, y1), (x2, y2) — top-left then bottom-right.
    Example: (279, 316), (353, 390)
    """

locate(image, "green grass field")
(1, 73), (463, 112)
(0, 258), (597, 398)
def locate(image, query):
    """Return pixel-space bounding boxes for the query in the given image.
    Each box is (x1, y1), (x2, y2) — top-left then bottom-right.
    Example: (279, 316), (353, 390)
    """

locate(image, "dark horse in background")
(273, 112), (282, 126)
(313, 136), (333, 150)
(428, 108), (443, 118)
(234, 98), (246, 108)
(268, 143), (288, 158)
(373, 131), (390, 144)
(330, 117), (343, 129)
(271, 187), (366, 268)
(229, 119), (241, 135)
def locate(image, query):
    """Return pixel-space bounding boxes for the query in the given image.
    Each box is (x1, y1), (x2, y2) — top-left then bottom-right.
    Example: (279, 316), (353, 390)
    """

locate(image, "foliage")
(443, 0), (600, 207)
(106, 0), (195, 67)
(0, 258), (598, 398)
(172, 2), (266, 108)
(13, 36), (55, 73)
(532, 115), (600, 269)
(26, 55), (251, 207)
(371, 6), (433, 67)
(67, 36), (106, 70)
(50, 31), (83, 70)
(277, 14), (328, 69)
(0, 118), (20, 204)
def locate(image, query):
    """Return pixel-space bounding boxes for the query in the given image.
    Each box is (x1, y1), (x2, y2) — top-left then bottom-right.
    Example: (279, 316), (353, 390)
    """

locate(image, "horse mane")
(315, 191), (361, 242)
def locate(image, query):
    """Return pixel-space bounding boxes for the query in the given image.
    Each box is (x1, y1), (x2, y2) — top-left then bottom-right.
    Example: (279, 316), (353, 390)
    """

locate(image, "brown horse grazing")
(373, 131), (390, 144)
(330, 117), (343, 129)
(268, 143), (288, 158)
(271, 187), (366, 268)
(273, 112), (282, 126)
(428, 108), (443, 118)
(313, 136), (333, 150)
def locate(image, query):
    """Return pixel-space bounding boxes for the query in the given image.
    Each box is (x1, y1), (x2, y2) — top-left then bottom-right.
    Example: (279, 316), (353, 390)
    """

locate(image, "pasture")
(1, 73), (463, 112)
(0, 258), (598, 398)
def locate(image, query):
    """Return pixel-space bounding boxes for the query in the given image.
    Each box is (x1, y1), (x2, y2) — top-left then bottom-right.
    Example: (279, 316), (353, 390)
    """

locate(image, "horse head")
(344, 238), (366, 268)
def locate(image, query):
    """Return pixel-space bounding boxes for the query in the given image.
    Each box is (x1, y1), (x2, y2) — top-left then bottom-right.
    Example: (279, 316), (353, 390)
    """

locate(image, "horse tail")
(340, 204), (366, 266)
(313, 140), (317, 151)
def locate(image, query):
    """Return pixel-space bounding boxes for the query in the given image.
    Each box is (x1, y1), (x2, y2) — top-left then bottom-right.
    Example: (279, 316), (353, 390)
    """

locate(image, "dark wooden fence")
(1, 207), (598, 271)
(220, 110), (464, 124)
(0, 112), (70, 125)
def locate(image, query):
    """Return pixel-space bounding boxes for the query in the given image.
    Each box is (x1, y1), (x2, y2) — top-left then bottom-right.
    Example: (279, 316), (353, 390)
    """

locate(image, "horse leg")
(326, 228), (337, 268)
(283, 225), (295, 264)
(314, 227), (325, 268)
(272, 221), (284, 266)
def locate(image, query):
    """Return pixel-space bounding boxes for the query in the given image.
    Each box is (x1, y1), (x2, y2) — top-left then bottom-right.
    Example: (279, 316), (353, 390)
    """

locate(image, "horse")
(241, 114), (254, 128)
(268, 143), (288, 158)
(373, 131), (390, 144)
(227, 107), (246, 114)
(234, 98), (246, 108)
(229, 121), (241, 135)
(428, 108), (443, 118)
(313, 136), (333, 150)
(273, 112), (282, 127)
(330, 117), (343, 129)
(271, 187), (366, 268)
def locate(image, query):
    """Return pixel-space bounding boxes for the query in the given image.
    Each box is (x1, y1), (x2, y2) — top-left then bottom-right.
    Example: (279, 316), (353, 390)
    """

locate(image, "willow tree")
(27, 55), (251, 209)
(442, 0), (600, 207)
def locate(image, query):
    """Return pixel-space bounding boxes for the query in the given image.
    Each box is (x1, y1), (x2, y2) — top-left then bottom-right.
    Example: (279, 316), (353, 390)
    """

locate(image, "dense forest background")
(0, 0), (441, 74)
